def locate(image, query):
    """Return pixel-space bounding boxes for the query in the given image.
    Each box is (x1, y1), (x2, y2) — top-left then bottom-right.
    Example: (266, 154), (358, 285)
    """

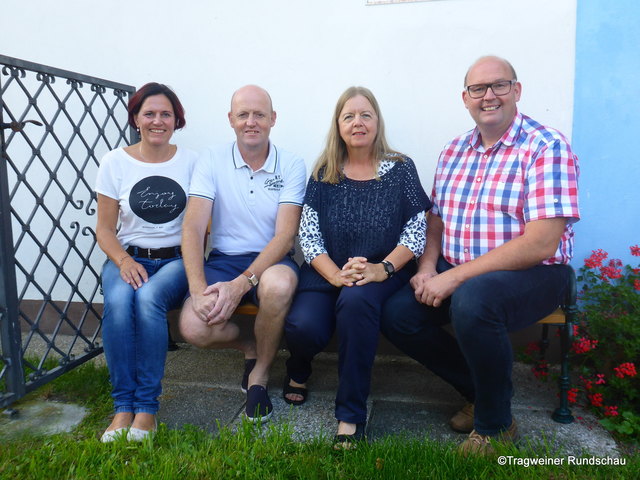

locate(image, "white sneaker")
(100, 427), (128, 443)
(127, 419), (157, 442)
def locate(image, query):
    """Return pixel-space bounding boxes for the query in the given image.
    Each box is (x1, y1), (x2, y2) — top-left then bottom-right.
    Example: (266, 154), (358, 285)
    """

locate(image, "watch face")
(383, 261), (394, 277)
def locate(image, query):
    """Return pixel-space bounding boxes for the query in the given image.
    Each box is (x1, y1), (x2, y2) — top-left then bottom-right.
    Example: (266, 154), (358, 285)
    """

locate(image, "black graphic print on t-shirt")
(129, 176), (186, 224)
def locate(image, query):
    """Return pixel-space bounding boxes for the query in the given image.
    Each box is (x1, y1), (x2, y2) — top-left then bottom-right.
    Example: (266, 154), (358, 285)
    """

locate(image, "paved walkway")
(159, 343), (621, 457)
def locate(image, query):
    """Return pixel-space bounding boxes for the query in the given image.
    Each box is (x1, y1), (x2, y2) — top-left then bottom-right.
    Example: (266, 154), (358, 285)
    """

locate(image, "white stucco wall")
(1, 0), (577, 300)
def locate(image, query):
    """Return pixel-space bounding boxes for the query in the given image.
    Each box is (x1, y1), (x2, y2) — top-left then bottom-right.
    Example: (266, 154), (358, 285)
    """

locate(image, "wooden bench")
(536, 264), (577, 423)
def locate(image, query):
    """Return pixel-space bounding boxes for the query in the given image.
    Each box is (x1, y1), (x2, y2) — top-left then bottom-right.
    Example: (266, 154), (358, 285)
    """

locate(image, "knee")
(102, 286), (134, 323)
(135, 284), (163, 310)
(335, 287), (377, 318)
(284, 311), (331, 353)
(450, 279), (500, 337)
(178, 305), (209, 348)
(259, 265), (297, 306)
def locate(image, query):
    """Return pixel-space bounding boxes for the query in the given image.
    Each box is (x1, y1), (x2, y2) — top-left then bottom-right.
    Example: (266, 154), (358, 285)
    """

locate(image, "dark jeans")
(285, 266), (413, 424)
(380, 257), (571, 435)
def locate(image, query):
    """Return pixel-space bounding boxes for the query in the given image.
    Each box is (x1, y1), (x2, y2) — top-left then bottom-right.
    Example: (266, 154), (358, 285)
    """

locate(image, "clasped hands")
(191, 277), (247, 326)
(410, 268), (461, 308)
(330, 256), (386, 288)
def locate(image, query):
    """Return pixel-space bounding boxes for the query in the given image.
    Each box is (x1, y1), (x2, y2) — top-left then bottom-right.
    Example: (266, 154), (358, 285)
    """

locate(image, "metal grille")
(0, 55), (135, 408)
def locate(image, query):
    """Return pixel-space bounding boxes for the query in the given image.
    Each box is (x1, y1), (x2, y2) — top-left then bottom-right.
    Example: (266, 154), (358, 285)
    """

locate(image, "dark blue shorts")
(200, 249), (299, 305)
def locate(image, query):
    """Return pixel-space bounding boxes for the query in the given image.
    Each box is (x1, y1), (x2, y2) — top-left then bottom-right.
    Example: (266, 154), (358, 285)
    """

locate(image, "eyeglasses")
(465, 80), (516, 99)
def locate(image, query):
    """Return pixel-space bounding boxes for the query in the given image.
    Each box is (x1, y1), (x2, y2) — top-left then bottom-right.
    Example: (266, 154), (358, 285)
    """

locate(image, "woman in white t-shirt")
(95, 83), (197, 443)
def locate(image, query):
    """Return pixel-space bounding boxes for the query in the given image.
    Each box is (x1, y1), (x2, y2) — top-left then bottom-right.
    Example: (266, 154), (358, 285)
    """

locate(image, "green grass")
(1, 363), (638, 480)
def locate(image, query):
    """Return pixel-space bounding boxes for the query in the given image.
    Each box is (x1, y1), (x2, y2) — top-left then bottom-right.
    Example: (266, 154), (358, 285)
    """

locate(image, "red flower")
(524, 341), (541, 355)
(634, 279), (640, 291)
(588, 392), (604, 408)
(631, 245), (640, 257)
(599, 259), (623, 280)
(613, 362), (637, 378)
(572, 337), (598, 354)
(567, 388), (579, 404)
(604, 405), (619, 417)
(595, 373), (606, 385)
(585, 249), (608, 268)
(532, 361), (549, 379)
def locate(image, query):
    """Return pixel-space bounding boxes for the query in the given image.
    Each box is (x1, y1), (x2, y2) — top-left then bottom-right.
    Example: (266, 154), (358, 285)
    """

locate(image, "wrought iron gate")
(0, 55), (136, 408)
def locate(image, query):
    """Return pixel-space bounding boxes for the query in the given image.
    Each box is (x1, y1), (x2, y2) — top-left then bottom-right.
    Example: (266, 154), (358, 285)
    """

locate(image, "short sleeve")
(188, 148), (217, 202)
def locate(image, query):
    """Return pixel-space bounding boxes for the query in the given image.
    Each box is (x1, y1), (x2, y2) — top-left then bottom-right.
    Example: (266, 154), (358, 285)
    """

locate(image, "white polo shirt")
(189, 141), (306, 255)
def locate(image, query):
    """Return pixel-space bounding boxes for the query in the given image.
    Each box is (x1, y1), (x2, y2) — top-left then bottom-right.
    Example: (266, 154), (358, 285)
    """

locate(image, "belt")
(126, 245), (181, 260)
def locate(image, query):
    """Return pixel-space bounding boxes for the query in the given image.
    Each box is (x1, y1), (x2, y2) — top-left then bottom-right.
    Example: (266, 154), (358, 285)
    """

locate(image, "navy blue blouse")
(298, 156), (431, 292)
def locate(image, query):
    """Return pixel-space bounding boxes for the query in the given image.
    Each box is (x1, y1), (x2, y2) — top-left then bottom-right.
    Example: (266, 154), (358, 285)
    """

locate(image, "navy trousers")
(380, 257), (571, 435)
(285, 266), (413, 424)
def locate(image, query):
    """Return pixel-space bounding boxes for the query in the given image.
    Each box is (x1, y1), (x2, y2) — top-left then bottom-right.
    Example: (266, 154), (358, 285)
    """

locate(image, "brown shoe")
(457, 419), (518, 456)
(449, 403), (474, 433)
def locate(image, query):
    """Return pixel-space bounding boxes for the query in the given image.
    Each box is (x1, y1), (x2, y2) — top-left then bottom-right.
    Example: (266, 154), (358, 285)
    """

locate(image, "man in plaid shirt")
(381, 56), (580, 455)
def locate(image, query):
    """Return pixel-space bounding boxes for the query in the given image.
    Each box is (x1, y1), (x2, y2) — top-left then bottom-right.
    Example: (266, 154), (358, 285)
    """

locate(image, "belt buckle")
(147, 248), (154, 260)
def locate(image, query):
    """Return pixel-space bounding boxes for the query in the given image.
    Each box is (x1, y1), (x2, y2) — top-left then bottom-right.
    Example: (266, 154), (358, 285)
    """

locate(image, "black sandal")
(282, 376), (308, 406)
(333, 422), (366, 450)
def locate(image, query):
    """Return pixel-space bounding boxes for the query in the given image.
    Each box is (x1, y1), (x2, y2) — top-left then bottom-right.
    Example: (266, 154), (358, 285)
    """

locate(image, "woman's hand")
(119, 256), (149, 290)
(341, 257), (387, 286)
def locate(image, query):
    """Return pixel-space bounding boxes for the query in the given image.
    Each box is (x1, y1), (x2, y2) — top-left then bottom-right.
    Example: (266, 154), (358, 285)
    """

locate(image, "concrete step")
(159, 344), (620, 457)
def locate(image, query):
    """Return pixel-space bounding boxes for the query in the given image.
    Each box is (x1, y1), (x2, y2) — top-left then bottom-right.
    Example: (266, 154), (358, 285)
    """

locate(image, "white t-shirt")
(95, 146), (198, 248)
(189, 142), (306, 255)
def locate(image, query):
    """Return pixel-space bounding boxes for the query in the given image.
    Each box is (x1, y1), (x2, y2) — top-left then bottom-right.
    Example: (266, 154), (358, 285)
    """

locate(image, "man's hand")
(413, 268), (462, 307)
(205, 278), (247, 326)
(190, 290), (219, 323)
(410, 269), (437, 297)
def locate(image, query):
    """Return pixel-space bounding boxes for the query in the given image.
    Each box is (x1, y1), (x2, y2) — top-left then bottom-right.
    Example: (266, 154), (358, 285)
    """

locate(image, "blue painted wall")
(573, 0), (640, 268)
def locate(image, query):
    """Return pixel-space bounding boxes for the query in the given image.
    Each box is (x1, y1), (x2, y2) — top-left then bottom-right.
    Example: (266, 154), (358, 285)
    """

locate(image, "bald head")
(228, 84), (277, 157)
(464, 56), (517, 87)
(230, 85), (273, 113)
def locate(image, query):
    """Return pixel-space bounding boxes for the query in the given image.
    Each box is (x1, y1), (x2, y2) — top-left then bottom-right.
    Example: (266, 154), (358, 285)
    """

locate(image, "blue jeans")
(101, 256), (188, 414)
(381, 257), (571, 435)
(285, 265), (414, 424)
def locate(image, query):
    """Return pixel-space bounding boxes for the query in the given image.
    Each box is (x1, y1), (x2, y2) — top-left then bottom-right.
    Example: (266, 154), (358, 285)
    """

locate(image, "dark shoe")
(450, 403), (474, 433)
(241, 358), (257, 394)
(283, 376), (308, 406)
(245, 385), (273, 423)
(333, 422), (366, 450)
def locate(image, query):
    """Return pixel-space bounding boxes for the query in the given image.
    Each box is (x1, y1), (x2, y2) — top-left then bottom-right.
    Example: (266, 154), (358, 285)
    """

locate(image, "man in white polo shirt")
(179, 85), (306, 422)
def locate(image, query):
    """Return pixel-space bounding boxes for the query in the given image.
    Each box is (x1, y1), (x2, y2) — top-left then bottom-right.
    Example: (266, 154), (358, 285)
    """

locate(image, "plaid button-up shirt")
(431, 111), (580, 266)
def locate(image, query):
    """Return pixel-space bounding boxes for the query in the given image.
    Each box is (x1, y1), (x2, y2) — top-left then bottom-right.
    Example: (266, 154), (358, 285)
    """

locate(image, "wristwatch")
(381, 260), (395, 279)
(242, 270), (259, 288)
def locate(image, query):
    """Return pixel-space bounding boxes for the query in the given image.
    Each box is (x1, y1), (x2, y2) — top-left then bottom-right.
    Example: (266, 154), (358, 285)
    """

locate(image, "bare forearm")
(418, 213), (443, 273)
(245, 232), (295, 277)
(182, 225), (208, 294)
(96, 229), (129, 266)
(384, 245), (415, 272)
(444, 217), (567, 284)
(310, 253), (342, 284)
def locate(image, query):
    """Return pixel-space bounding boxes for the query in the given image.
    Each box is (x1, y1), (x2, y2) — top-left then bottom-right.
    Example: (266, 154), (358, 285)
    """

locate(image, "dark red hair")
(127, 82), (186, 130)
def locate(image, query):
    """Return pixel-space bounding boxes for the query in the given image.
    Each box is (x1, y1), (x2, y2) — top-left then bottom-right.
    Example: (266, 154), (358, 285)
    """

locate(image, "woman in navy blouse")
(283, 86), (431, 448)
